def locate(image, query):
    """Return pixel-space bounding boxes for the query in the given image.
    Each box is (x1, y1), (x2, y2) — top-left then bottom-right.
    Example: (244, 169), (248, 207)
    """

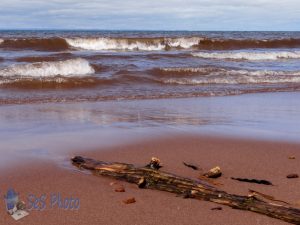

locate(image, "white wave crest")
(192, 51), (300, 60)
(0, 58), (95, 77)
(66, 37), (201, 51)
(167, 37), (201, 49)
(160, 69), (300, 85)
(161, 67), (211, 73)
(66, 38), (165, 51)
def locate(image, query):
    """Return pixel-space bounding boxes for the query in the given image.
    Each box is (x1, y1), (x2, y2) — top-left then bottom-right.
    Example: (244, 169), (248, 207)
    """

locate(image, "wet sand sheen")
(0, 134), (300, 225)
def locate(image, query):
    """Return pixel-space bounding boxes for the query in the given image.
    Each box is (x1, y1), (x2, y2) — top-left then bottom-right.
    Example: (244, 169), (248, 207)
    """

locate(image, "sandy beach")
(1, 134), (299, 225)
(1, 8), (300, 225)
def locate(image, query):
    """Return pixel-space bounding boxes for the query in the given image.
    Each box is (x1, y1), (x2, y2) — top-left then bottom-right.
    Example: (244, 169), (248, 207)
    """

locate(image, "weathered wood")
(71, 156), (300, 224)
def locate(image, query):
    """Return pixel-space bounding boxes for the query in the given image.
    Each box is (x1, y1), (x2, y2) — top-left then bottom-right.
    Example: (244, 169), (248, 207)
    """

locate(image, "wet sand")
(1, 134), (300, 225)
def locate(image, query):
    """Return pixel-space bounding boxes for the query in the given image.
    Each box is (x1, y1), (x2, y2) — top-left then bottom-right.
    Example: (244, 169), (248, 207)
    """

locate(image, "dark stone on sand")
(287, 174), (299, 179)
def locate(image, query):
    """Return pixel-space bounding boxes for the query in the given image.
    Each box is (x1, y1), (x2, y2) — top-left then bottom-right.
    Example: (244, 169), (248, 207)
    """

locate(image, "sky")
(0, 0), (300, 31)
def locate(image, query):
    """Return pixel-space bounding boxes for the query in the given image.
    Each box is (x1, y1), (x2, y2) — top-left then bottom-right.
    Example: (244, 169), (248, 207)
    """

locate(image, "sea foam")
(192, 51), (300, 60)
(0, 58), (95, 77)
(160, 69), (300, 84)
(65, 37), (201, 51)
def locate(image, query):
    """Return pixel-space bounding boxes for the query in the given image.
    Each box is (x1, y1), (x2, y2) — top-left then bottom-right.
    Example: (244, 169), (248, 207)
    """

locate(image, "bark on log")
(71, 156), (300, 224)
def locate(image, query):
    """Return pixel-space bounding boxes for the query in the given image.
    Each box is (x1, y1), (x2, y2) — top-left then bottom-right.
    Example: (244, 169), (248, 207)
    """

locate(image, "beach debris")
(231, 177), (273, 185)
(211, 206), (222, 210)
(114, 185), (125, 192)
(248, 189), (290, 205)
(146, 157), (162, 170)
(183, 162), (199, 170)
(203, 166), (222, 178)
(287, 174), (299, 179)
(289, 156), (296, 159)
(71, 156), (300, 224)
(122, 197), (136, 204)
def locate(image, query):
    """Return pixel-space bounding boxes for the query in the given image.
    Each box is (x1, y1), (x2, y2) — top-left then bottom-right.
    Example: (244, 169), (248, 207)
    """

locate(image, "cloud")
(0, 0), (299, 30)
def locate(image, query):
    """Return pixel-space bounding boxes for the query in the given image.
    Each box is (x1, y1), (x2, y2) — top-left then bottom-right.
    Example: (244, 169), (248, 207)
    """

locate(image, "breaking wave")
(1, 37), (300, 51)
(192, 51), (300, 60)
(65, 37), (201, 51)
(0, 58), (95, 77)
(157, 68), (300, 85)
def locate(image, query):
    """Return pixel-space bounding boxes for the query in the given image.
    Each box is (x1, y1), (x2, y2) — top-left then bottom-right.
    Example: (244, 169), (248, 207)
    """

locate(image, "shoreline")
(1, 134), (299, 225)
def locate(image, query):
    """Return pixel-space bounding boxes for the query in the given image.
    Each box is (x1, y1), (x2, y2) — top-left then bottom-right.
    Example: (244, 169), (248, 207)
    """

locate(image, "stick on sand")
(71, 156), (300, 224)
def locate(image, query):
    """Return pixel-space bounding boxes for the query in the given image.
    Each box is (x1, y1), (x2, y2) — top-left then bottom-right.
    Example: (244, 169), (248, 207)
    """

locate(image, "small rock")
(123, 197), (136, 204)
(289, 156), (296, 159)
(203, 166), (222, 178)
(287, 174), (299, 179)
(147, 157), (162, 170)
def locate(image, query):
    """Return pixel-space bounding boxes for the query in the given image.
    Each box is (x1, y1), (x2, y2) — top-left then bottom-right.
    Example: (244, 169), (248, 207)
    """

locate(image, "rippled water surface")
(1, 31), (300, 104)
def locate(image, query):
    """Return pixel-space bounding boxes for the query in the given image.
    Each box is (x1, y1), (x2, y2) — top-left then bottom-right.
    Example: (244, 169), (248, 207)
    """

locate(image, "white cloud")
(0, 0), (299, 30)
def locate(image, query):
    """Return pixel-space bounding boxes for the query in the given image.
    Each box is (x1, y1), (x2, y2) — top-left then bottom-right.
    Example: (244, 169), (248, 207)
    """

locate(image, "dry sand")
(1, 135), (300, 225)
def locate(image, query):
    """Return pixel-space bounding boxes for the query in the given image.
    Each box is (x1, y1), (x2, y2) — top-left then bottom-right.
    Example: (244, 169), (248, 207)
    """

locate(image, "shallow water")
(1, 92), (300, 168)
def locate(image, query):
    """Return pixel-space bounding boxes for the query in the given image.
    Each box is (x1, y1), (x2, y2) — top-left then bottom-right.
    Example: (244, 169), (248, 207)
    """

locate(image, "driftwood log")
(71, 156), (300, 224)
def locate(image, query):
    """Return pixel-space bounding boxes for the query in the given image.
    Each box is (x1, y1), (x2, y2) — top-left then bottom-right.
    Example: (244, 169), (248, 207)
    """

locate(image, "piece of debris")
(123, 197), (136, 204)
(287, 174), (299, 179)
(183, 162), (199, 170)
(146, 157), (162, 170)
(71, 156), (300, 224)
(203, 166), (222, 178)
(114, 185), (125, 192)
(248, 189), (290, 205)
(231, 177), (273, 185)
(211, 206), (222, 210)
(289, 156), (296, 159)
(4, 189), (29, 220)
(110, 182), (117, 186)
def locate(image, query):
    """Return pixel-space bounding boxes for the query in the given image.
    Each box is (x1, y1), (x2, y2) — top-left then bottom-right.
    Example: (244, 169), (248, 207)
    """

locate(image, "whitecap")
(0, 58), (95, 77)
(192, 51), (300, 60)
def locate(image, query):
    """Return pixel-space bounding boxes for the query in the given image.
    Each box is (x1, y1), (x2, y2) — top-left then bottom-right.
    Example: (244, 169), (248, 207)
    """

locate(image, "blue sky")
(0, 0), (300, 30)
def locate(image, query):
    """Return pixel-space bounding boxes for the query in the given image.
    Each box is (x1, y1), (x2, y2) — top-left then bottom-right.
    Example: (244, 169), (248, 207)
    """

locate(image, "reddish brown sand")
(1, 135), (300, 225)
